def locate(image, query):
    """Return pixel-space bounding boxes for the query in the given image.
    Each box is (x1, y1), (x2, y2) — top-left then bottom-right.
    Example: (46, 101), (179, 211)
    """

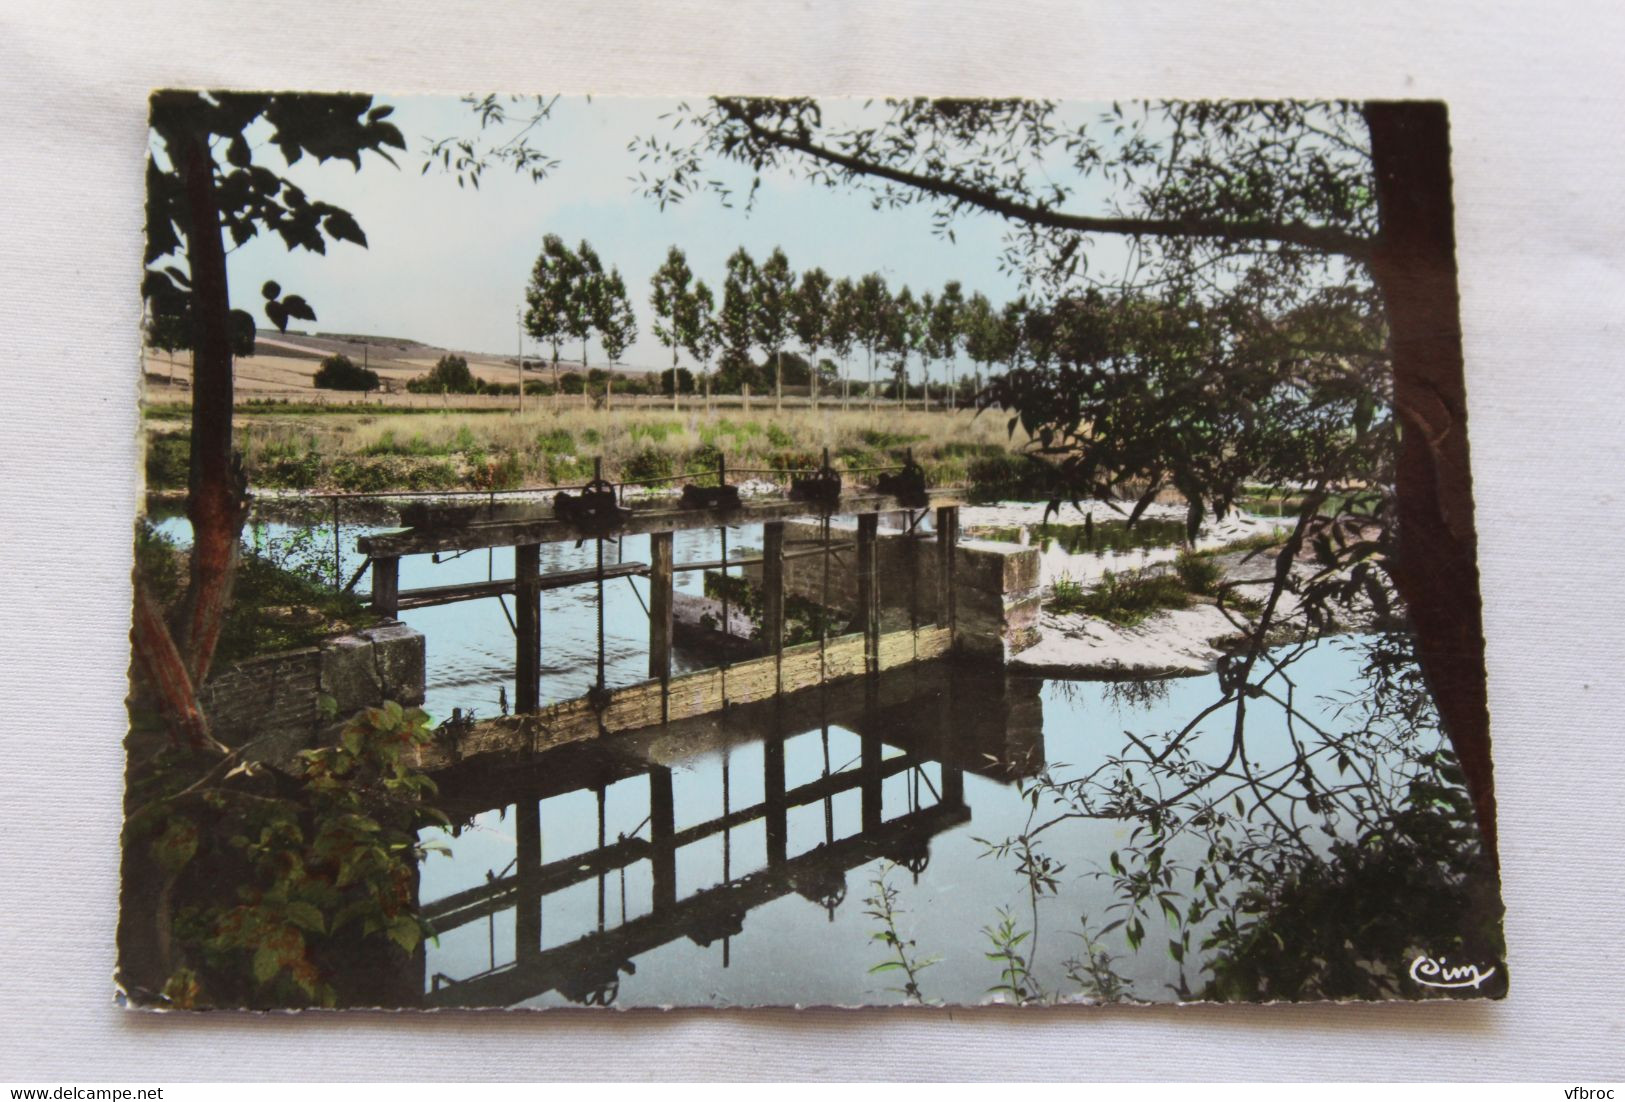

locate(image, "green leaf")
(152, 816), (198, 875)
(387, 915), (421, 955)
(868, 961), (906, 973)
(252, 945), (280, 984)
(284, 901), (326, 933)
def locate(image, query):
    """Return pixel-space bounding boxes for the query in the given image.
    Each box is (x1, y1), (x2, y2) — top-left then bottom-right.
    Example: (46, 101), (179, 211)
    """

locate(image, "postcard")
(120, 93), (1504, 1009)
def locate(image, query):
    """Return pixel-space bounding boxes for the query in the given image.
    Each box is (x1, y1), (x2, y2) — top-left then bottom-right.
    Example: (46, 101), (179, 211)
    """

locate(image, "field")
(143, 403), (1037, 496)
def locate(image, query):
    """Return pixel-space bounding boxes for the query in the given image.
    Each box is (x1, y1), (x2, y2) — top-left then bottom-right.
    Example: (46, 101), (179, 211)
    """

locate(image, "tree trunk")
(173, 127), (248, 691)
(1364, 100), (1496, 866)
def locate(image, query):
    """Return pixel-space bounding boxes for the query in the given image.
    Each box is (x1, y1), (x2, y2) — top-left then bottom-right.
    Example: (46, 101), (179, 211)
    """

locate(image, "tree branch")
(714, 98), (1375, 262)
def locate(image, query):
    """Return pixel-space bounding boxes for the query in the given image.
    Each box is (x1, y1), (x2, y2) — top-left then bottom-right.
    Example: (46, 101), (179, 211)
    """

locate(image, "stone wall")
(198, 621), (426, 762)
(746, 519), (1040, 661)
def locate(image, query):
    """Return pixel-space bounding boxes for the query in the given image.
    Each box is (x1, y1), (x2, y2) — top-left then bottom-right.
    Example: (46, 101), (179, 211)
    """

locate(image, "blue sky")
(209, 95), (1127, 377)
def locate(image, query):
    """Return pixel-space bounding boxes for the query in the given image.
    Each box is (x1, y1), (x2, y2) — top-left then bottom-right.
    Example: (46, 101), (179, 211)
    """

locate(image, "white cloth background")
(1, 0), (1621, 1081)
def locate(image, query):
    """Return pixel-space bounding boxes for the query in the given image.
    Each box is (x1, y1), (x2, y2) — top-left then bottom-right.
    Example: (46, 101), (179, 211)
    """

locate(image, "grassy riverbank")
(143, 405), (1036, 495)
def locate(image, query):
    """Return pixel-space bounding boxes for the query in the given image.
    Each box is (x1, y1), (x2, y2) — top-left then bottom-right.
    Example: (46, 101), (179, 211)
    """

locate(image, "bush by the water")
(135, 521), (378, 665)
(1174, 549), (1224, 596)
(314, 354), (380, 392)
(1049, 568), (1191, 626)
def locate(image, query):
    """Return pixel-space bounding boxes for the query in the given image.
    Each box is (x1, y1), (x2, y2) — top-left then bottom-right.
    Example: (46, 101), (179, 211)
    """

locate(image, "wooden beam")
(395, 561), (649, 611)
(857, 513), (880, 675)
(371, 556), (399, 617)
(648, 533), (673, 683)
(761, 521), (785, 691)
(357, 488), (969, 557)
(673, 543), (853, 575)
(515, 544), (541, 714)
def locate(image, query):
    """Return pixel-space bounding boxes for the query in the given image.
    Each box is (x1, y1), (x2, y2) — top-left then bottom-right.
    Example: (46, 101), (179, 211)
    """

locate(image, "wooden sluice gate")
(357, 455), (969, 771)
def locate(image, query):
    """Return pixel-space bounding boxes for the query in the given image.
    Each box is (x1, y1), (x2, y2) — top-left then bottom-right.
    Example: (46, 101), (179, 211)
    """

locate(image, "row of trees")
(526, 236), (1051, 410)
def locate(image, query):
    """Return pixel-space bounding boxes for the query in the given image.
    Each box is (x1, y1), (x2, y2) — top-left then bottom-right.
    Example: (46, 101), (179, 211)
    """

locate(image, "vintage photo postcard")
(120, 93), (1505, 1010)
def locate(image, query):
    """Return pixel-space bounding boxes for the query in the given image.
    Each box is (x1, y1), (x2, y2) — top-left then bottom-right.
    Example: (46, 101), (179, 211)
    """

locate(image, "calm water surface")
(152, 505), (1439, 1007)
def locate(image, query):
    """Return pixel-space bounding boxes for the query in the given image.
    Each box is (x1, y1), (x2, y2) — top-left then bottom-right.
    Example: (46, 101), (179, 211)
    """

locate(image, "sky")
(201, 95), (1127, 377)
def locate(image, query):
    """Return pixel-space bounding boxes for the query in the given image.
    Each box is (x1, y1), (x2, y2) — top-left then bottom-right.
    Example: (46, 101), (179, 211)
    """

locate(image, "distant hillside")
(142, 327), (654, 403)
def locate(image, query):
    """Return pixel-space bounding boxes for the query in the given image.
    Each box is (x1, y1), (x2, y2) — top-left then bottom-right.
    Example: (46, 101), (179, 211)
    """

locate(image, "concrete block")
(363, 621), (427, 707)
(956, 540), (1041, 594)
(320, 633), (382, 714)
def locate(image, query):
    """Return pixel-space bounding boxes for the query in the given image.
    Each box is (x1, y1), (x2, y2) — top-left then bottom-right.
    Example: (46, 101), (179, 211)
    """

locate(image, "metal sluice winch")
(790, 447), (843, 508)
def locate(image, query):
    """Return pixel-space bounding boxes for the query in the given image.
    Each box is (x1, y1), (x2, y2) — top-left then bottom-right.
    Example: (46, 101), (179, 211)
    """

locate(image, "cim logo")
(1408, 953), (1497, 990)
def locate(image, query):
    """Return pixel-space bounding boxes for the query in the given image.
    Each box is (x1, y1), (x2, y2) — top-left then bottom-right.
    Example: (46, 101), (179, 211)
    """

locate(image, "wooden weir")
(358, 486), (967, 768)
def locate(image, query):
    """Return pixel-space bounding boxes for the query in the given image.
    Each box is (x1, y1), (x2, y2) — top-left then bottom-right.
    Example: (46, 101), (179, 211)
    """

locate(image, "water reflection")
(415, 662), (1041, 1007)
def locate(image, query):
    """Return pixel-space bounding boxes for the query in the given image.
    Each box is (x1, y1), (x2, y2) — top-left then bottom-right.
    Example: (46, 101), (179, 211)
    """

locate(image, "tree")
(140, 91), (403, 744)
(682, 279), (720, 406)
(885, 285), (922, 404)
(524, 234), (584, 396)
(959, 290), (1002, 397)
(928, 280), (965, 408)
(753, 246), (795, 409)
(720, 247), (757, 384)
(570, 240), (607, 370)
(826, 276), (858, 408)
(650, 245), (697, 410)
(792, 266), (832, 407)
(313, 353), (380, 392)
(410, 353), (475, 394)
(634, 97), (1497, 859)
(850, 272), (891, 411)
(594, 266), (637, 366)
(658, 366), (695, 396)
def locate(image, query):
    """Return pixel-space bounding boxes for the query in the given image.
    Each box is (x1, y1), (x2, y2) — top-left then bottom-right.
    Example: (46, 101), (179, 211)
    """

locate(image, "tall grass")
(184, 406), (1028, 494)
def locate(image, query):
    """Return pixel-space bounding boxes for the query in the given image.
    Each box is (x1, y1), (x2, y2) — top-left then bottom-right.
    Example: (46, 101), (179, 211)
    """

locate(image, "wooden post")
(372, 556), (399, 618)
(515, 795), (541, 963)
(764, 733), (787, 867)
(648, 532), (674, 683)
(936, 505), (958, 642)
(649, 766), (676, 911)
(515, 543), (542, 714)
(762, 521), (785, 689)
(860, 734), (883, 833)
(857, 512), (881, 675)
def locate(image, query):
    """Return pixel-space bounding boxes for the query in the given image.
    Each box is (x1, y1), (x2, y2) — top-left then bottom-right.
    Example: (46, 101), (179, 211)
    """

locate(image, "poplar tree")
(792, 267), (832, 407)
(753, 246), (795, 409)
(650, 245), (697, 409)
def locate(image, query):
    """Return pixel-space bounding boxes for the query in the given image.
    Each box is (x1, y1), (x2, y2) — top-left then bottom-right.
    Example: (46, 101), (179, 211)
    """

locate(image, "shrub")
(621, 447), (675, 484)
(1050, 569), (1191, 626)
(1175, 549), (1224, 596)
(145, 432), (191, 489)
(967, 453), (1058, 502)
(406, 461), (459, 491)
(313, 354), (380, 392)
(466, 450), (525, 491)
(535, 427), (574, 453)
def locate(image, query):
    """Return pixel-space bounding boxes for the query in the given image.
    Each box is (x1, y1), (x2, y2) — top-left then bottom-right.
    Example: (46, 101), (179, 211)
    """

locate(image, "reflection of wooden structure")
(416, 662), (1042, 1008)
(359, 486), (969, 771)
